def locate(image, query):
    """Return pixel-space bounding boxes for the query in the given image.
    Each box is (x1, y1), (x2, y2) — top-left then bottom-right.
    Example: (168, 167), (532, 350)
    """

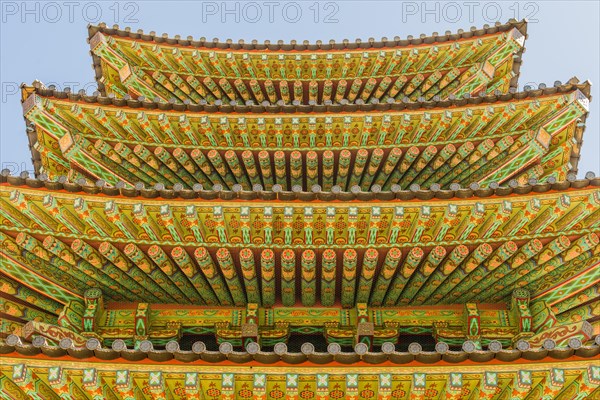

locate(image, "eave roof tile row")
(26, 78), (589, 114)
(1, 337), (598, 366)
(88, 19), (528, 51)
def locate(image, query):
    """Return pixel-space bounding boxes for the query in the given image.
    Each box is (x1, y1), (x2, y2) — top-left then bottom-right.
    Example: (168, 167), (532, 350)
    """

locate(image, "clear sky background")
(1, 0), (598, 177)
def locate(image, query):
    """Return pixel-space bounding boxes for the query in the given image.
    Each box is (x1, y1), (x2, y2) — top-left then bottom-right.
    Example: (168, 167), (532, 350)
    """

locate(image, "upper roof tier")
(88, 20), (526, 105)
(21, 80), (590, 191)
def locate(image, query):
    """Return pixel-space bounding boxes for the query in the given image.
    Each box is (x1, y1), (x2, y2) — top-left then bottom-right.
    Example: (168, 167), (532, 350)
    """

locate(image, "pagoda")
(1, 19), (599, 399)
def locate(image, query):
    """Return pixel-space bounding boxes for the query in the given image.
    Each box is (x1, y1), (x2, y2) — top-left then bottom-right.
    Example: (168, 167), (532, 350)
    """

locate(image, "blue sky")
(1, 0), (598, 176)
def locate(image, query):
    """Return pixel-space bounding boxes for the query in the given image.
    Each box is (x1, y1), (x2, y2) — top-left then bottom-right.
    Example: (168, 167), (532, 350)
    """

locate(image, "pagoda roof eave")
(2, 175), (597, 307)
(20, 78), (591, 179)
(87, 19), (528, 99)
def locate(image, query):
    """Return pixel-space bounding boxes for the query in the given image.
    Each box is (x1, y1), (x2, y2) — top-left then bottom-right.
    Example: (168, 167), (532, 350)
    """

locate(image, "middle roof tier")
(22, 80), (589, 191)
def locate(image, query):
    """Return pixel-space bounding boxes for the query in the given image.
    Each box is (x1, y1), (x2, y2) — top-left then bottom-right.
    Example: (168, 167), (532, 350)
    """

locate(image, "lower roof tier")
(1, 177), (598, 308)
(1, 356), (598, 399)
(21, 80), (590, 191)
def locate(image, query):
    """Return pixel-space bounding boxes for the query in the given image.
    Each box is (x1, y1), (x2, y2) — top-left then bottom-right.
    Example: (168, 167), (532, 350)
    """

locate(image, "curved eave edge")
(25, 127), (43, 179)
(90, 52), (106, 95)
(19, 84), (43, 177)
(1, 173), (598, 202)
